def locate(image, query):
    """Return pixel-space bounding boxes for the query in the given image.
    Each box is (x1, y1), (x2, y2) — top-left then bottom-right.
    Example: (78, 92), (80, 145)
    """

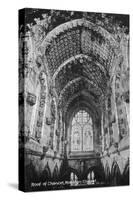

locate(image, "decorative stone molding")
(42, 19), (118, 52)
(35, 71), (47, 140)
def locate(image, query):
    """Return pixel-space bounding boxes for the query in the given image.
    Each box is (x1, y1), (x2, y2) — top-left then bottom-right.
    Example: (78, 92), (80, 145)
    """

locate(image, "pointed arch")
(122, 159), (129, 185)
(104, 162), (111, 184)
(41, 163), (51, 182)
(53, 164), (59, 181)
(111, 161), (121, 186)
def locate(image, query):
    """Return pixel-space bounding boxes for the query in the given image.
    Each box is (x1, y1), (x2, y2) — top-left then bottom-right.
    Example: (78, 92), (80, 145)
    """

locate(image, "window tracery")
(71, 110), (93, 152)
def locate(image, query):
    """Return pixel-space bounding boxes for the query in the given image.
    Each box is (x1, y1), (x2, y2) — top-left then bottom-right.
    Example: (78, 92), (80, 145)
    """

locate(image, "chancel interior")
(19, 9), (129, 191)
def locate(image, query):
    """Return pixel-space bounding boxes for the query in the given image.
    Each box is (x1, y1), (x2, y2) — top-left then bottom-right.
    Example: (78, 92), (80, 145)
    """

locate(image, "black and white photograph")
(19, 8), (129, 192)
(1, 1), (133, 199)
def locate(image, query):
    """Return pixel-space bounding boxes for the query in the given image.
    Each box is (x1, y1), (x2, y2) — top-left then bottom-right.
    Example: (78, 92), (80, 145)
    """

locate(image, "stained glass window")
(71, 110), (93, 152)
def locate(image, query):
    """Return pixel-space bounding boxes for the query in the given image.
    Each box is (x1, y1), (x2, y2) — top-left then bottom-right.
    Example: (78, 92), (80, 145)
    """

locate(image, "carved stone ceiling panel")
(43, 19), (118, 113)
(46, 27), (81, 76)
(45, 22), (116, 77)
(54, 58), (108, 96)
(58, 78), (103, 109)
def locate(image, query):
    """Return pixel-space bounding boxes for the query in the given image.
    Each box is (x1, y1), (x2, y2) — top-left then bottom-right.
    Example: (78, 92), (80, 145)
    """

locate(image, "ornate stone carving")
(115, 65), (129, 139)
(51, 99), (56, 124)
(46, 117), (52, 125)
(35, 71), (47, 140)
(36, 55), (43, 68)
(26, 92), (36, 106)
(39, 71), (46, 84)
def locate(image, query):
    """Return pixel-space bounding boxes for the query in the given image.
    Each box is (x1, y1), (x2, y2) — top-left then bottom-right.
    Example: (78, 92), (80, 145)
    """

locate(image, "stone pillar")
(111, 75), (119, 144)
(101, 112), (104, 152)
(34, 71), (47, 142)
(30, 83), (40, 136)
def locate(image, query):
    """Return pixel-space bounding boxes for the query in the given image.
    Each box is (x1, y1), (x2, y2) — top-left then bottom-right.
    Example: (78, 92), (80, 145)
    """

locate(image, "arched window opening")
(87, 170), (96, 185)
(71, 110), (93, 152)
(70, 172), (78, 186)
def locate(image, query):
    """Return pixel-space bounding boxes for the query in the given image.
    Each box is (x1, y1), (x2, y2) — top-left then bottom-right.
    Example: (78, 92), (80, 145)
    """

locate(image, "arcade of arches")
(19, 9), (129, 191)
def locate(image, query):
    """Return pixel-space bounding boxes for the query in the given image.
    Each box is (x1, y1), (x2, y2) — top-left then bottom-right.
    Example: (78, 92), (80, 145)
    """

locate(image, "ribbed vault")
(54, 55), (107, 96)
(58, 78), (102, 110)
(41, 18), (118, 115)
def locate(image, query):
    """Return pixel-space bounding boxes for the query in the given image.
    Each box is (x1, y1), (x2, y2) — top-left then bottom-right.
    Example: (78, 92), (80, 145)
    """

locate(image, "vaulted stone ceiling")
(44, 19), (116, 77)
(41, 18), (119, 114)
(58, 78), (102, 108)
(54, 55), (107, 96)
(65, 94), (101, 120)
